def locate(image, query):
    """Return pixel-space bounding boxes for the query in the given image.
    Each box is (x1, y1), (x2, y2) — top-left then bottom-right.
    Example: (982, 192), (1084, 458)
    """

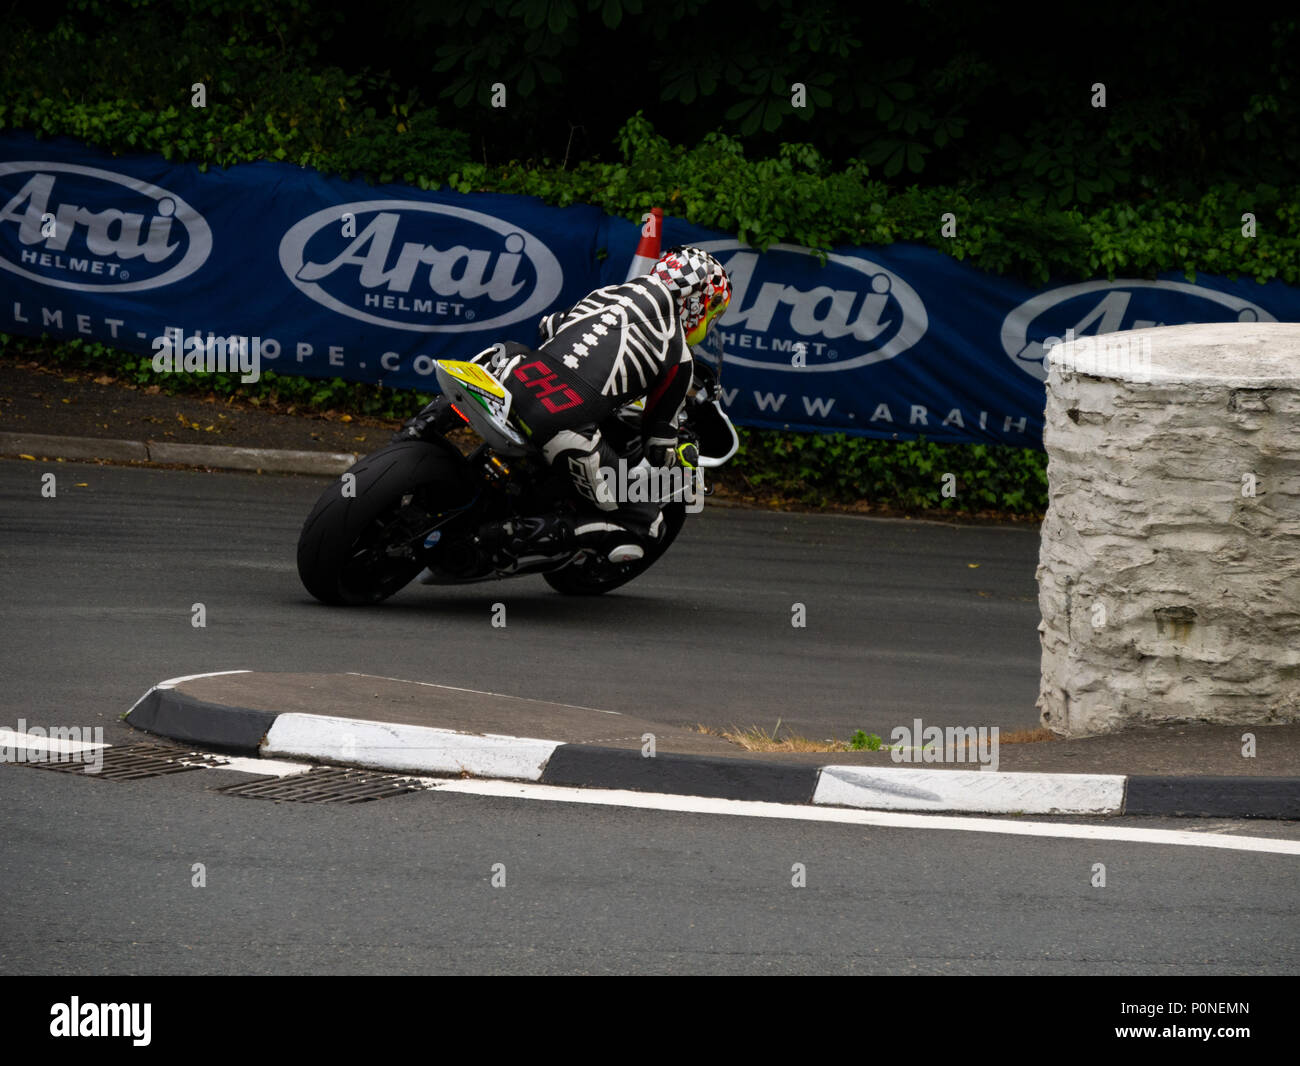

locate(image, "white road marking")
(182, 755), (312, 777)
(126, 670), (252, 716)
(9, 732), (1293, 857)
(814, 765), (1127, 815)
(263, 713), (561, 781)
(421, 778), (1300, 856)
(155, 670), (253, 689)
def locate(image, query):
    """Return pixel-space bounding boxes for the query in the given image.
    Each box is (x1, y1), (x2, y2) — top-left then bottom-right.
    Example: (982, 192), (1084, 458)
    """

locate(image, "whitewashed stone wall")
(1037, 322), (1300, 736)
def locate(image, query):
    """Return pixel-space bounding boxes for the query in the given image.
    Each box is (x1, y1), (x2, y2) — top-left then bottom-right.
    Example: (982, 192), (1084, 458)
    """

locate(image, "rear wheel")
(296, 442), (474, 605)
(543, 504), (686, 595)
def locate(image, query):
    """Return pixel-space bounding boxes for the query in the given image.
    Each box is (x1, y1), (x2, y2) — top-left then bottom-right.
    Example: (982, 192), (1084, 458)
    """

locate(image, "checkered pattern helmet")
(652, 246), (731, 343)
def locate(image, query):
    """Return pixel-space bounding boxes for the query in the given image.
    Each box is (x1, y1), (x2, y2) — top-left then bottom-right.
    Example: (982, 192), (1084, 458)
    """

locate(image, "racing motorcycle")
(295, 348), (738, 604)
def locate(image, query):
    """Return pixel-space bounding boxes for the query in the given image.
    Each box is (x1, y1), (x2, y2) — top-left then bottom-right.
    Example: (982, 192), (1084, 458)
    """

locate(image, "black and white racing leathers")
(473, 274), (694, 542)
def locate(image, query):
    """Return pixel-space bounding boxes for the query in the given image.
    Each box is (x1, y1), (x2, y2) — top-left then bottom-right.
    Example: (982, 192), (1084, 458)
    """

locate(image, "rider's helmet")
(652, 246), (731, 346)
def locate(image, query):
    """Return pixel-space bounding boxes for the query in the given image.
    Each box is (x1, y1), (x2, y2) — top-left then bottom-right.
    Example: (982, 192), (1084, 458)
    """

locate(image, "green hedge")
(0, 8), (469, 185)
(3, 13), (1295, 286)
(12, 2), (1300, 206)
(735, 429), (1046, 514)
(458, 117), (1300, 288)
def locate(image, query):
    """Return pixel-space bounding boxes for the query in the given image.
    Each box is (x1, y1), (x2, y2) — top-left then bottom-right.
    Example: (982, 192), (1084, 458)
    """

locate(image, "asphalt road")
(4, 761), (1299, 976)
(0, 458), (1040, 743)
(4, 458), (1296, 978)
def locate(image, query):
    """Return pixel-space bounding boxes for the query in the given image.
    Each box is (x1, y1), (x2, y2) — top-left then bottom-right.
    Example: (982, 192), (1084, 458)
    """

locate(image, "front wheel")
(296, 441), (473, 605)
(543, 504), (687, 595)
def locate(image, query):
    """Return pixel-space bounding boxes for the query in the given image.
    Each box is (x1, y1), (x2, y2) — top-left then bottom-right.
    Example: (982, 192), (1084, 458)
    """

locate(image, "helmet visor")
(685, 286), (730, 346)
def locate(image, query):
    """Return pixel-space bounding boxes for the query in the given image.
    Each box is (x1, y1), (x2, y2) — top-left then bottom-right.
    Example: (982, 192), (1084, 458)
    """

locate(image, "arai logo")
(697, 241), (928, 372)
(278, 201), (562, 332)
(1001, 279), (1276, 382)
(0, 162), (211, 292)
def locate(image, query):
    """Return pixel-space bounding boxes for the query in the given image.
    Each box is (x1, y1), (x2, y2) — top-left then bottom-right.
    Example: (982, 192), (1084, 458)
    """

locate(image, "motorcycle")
(295, 347), (738, 604)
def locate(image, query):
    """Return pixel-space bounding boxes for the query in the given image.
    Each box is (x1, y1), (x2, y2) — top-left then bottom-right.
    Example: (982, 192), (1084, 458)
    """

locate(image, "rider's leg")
(476, 424), (657, 565)
(542, 427), (658, 562)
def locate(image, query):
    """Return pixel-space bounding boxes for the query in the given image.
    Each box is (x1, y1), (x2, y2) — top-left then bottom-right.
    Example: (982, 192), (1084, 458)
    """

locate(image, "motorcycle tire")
(543, 503), (687, 596)
(297, 441), (472, 605)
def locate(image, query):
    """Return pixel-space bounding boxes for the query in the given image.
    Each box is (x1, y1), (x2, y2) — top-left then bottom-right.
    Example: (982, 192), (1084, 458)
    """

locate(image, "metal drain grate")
(215, 766), (426, 804)
(28, 743), (226, 780)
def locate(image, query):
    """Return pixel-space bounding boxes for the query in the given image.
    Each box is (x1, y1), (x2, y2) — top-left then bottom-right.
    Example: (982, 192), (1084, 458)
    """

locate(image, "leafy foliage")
(7, 1), (1299, 208)
(465, 116), (1298, 286)
(0, 2), (469, 183)
(734, 425), (1047, 515)
(4, 4), (1296, 285)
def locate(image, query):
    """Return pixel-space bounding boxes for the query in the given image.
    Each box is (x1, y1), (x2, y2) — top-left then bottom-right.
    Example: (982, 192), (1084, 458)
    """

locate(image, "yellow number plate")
(437, 360), (506, 399)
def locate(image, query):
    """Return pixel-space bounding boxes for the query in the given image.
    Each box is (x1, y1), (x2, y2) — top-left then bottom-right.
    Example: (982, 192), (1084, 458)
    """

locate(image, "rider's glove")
(645, 436), (698, 470)
(644, 429), (678, 469)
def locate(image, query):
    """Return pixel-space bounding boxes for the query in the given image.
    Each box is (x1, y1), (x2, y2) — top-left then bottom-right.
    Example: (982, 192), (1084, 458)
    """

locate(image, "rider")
(471, 245), (731, 566)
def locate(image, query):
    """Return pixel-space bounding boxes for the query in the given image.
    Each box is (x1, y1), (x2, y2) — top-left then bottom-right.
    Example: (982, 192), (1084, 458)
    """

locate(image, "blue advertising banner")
(4, 131), (1299, 448)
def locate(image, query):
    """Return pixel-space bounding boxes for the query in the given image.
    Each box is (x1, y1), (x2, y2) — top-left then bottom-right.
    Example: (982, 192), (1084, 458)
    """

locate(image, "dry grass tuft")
(694, 722), (1058, 753)
(693, 722), (852, 753)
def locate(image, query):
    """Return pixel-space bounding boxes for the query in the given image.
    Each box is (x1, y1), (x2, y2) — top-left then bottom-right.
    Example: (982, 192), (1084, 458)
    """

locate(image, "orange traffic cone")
(624, 206), (663, 280)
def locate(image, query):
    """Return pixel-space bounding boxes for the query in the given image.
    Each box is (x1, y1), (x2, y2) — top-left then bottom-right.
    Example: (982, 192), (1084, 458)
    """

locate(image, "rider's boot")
(570, 519), (644, 563)
(475, 514), (646, 567)
(475, 514), (574, 566)
(570, 501), (667, 564)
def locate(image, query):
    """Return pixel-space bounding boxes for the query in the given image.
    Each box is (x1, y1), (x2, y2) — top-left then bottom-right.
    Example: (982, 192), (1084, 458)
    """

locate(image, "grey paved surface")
(0, 458), (1044, 745)
(2, 762), (1298, 975)
(3, 458), (1297, 976)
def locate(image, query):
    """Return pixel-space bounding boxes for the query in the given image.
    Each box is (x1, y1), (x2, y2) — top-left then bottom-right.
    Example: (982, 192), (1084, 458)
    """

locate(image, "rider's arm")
(641, 344), (693, 466)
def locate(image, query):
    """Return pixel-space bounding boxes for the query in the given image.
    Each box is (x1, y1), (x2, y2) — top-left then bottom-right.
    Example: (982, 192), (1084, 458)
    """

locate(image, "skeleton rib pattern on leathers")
(538, 275), (689, 403)
(463, 274), (695, 528)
